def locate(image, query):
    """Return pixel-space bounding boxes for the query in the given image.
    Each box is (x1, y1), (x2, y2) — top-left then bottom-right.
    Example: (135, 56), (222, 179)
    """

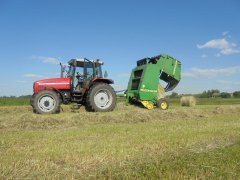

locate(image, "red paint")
(33, 78), (70, 93)
(33, 77), (113, 94)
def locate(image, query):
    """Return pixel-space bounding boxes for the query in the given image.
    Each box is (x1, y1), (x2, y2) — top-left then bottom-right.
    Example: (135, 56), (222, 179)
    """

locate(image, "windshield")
(95, 64), (103, 77)
(64, 61), (103, 78)
(65, 66), (74, 77)
(82, 62), (93, 79)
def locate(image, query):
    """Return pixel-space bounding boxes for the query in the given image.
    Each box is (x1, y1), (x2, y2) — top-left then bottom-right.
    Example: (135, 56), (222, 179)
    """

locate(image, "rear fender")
(91, 78), (114, 84)
(80, 78), (114, 99)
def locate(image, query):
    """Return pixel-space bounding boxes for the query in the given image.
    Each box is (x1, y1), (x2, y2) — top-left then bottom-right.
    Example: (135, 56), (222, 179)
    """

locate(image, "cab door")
(83, 60), (94, 87)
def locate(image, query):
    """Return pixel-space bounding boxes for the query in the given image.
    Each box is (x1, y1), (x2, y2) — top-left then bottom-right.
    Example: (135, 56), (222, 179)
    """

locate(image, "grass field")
(0, 97), (30, 106)
(1, 97), (240, 106)
(0, 100), (240, 178)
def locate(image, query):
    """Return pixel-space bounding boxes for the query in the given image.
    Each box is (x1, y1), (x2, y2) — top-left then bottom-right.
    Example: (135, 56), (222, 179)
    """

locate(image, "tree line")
(170, 90), (240, 98)
(0, 95), (31, 99)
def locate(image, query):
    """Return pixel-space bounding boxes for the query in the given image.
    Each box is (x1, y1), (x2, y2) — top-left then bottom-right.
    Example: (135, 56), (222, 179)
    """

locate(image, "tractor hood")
(33, 78), (70, 93)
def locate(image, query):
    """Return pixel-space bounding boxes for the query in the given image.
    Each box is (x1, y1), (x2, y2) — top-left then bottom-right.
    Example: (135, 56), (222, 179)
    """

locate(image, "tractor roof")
(68, 58), (104, 67)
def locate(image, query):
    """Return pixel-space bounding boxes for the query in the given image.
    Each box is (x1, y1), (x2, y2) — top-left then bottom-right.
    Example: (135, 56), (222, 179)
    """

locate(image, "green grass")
(0, 97), (30, 106)
(197, 97), (240, 105)
(0, 103), (240, 178)
(170, 97), (240, 106)
(105, 141), (240, 179)
(1, 96), (239, 107)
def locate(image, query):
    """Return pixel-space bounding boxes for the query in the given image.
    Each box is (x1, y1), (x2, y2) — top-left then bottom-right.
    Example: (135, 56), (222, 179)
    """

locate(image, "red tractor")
(30, 58), (116, 114)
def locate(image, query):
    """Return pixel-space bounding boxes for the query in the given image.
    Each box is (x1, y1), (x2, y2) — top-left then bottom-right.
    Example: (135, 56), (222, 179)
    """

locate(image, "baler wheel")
(141, 101), (154, 110)
(157, 98), (169, 110)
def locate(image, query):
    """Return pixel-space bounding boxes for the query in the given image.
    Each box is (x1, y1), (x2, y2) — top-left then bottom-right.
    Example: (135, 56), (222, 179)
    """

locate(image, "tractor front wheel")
(86, 83), (116, 112)
(32, 90), (60, 114)
(157, 98), (169, 110)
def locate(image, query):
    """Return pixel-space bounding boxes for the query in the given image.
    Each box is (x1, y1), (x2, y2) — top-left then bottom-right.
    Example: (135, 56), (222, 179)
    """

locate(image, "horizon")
(0, 89), (238, 98)
(0, 0), (240, 96)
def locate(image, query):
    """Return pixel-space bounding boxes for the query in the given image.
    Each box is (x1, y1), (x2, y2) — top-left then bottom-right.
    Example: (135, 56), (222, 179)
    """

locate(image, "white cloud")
(197, 38), (240, 55)
(182, 66), (240, 78)
(201, 54), (207, 58)
(32, 56), (60, 64)
(222, 31), (229, 36)
(220, 48), (240, 55)
(197, 38), (230, 49)
(24, 74), (48, 79)
(16, 80), (26, 83)
(217, 80), (240, 85)
(182, 72), (196, 78)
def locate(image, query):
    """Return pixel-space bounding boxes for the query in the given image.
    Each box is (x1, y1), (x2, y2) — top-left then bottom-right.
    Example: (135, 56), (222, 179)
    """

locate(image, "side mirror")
(104, 71), (108, 78)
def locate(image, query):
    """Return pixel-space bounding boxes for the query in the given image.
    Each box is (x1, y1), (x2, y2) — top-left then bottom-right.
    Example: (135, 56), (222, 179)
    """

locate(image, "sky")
(0, 0), (240, 96)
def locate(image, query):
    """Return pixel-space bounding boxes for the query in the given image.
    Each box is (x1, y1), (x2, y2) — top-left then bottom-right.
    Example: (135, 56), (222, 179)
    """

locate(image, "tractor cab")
(65, 58), (104, 92)
(60, 58), (114, 104)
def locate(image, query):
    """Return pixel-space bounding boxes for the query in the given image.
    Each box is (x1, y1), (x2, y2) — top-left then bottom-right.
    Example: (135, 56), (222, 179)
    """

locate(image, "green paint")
(126, 54), (181, 105)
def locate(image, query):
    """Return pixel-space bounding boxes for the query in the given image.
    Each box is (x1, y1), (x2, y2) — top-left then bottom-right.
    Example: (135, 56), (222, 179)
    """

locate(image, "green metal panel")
(126, 54), (181, 105)
(157, 54), (181, 82)
(138, 64), (159, 102)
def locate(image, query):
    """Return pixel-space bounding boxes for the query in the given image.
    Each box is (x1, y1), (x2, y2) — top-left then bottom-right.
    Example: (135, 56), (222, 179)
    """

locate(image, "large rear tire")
(32, 90), (60, 114)
(86, 83), (116, 112)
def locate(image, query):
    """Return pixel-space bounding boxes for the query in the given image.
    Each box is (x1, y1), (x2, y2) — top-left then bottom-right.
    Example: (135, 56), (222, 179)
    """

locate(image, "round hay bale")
(180, 96), (196, 107)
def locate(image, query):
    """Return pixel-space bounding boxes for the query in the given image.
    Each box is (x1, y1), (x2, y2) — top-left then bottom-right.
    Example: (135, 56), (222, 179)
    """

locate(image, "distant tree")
(199, 89), (220, 98)
(220, 92), (231, 98)
(170, 92), (178, 98)
(233, 91), (240, 98)
(212, 92), (221, 98)
(18, 95), (31, 99)
(199, 91), (208, 98)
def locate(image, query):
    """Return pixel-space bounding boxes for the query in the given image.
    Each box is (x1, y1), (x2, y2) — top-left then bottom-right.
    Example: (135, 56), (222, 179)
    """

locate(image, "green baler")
(126, 54), (181, 109)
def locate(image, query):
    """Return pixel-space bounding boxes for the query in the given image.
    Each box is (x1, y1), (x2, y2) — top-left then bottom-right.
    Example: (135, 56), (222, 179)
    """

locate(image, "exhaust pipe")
(60, 63), (64, 78)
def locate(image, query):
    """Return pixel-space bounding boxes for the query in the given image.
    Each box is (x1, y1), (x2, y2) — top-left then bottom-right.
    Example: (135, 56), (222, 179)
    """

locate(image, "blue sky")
(0, 0), (240, 96)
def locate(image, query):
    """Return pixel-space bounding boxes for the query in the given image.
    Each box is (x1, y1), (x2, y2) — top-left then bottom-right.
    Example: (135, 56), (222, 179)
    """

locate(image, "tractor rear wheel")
(157, 98), (169, 110)
(86, 83), (116, 112)
(32, 90), (60, 114)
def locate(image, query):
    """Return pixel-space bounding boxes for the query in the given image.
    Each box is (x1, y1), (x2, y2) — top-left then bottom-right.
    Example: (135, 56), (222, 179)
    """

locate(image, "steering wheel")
(76, 72), (83, 79)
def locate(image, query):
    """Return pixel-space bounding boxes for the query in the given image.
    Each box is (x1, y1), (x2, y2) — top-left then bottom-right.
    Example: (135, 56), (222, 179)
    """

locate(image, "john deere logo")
(140, 89), (157, 93)
(142, 84), (145, 88)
